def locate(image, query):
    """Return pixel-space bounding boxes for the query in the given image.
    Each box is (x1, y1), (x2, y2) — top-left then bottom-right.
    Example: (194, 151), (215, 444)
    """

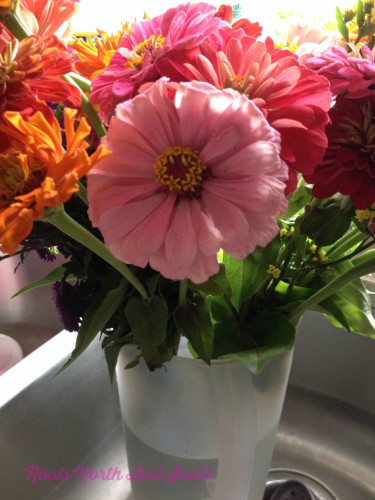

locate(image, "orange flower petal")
(0, 109), (111, 254)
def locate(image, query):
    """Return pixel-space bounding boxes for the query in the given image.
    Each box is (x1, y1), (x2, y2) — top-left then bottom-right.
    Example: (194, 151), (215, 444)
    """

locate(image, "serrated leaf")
(300, 206), (352, 246)
(58, 277), (127, 373)
(209, 295), (237, 325)
(12, 265), (75, 297)
(174, 296), (214, 364)
(220, 312), (295, 373)
(223, 239), (281, 312)
(125, 295), (169, 368)
(191, 264), (231, 296)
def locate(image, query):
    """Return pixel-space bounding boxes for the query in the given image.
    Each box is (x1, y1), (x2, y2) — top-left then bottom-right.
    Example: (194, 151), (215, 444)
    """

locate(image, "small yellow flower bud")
(309, 244), (317, 254)
(267, 265), (281, 279)
(280, 228), (288, 237)
(355, 209), (371, 222)
(318, 250), (328, 262)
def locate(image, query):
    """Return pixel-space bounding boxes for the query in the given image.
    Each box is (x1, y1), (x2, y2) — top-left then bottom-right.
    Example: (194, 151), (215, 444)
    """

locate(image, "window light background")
(70, 0), (345, 33)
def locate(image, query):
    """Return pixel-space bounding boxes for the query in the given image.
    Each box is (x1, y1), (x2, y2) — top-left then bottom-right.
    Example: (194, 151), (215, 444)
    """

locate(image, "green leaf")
(315, 262), (375, 337)
(104, 343), (123, 383)
(209, 295), (237, 325)
(147, 273), (161, 296)
(336, 6), (349, 42)
(223, 239), (281, 312)
(174, 295), (214, 364)
(125, 355), (141, 370)
(12, 265), (75, 297)
(125, 295), (169, 369)
(284, 183), (312, 218)
(191, 264), (231, 296)
(220, 312), (295, 374)
(293, 215), (308, 261)
(300, 205), (352, 246)
(59, 277), (128, 373)
(357, 0), (365, 29)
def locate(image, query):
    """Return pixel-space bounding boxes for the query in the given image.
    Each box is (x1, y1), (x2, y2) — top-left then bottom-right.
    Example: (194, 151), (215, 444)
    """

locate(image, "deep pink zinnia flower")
(90, 2), (226, 124)
(87, 79), (288, 284)
(180, 34), (332, 193)
(304, 95), (375, 209)
(305, 45), (375, 98)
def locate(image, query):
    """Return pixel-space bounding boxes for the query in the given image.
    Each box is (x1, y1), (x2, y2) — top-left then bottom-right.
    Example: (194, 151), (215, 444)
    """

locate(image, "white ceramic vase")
(116, 342), (293, 500)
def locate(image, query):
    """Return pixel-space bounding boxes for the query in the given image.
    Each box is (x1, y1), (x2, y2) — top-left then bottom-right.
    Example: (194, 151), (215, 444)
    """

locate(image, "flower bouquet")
(0, 1), (375, 497)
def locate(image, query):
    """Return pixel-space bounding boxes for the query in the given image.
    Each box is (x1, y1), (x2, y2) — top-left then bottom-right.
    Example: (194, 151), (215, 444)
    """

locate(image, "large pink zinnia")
(180, 34), (332, 193)
(87, 79), (288, 283)
(305, 45), (375, 98)
(304, 95), (375, 209)
(90, 2), (225, 124)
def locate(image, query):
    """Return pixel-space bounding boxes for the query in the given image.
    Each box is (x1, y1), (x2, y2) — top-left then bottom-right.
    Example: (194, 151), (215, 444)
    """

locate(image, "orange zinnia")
(0, 26), (81, 114)
(0, 109), (110, 254)
(70, 25), (130, 81)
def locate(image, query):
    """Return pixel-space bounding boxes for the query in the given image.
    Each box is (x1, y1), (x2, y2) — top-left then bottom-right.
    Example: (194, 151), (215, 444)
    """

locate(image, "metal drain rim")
(267, 468), (339, 500)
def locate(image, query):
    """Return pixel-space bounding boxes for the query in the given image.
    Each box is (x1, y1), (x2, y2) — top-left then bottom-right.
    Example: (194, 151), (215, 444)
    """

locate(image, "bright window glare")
(71, 0), (344, 33)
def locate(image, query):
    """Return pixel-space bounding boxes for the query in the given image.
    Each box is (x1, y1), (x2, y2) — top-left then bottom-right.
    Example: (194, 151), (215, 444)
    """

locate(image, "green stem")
(45, 205), (149, 301)
(77, 181), (88, 206)
(289, 252), (375, 323)
(67, 72), (91, 94)
(327, 229), (368, 260)
(2, 11), (31, 39)
(179, 279), (188, 306)
(63, 75), (106, 140)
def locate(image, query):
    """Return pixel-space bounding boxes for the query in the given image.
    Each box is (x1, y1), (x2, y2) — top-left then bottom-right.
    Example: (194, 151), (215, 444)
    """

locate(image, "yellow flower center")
(154, 146), (208, 197)
(126, 34), (165, 70)
(0, 154), (44, 203)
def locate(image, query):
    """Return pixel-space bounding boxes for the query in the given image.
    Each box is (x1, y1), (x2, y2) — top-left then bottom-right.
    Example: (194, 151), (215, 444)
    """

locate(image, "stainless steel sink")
(0, 253), (62, 357)
(0, 263), (374, 500)
(271, 312), (375, 500)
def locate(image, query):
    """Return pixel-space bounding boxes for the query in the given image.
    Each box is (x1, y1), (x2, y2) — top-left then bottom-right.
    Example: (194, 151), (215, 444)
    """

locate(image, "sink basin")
(0, 253), (62, 359)
(271, 312), (375, 500)
(0, 290), (374, 499)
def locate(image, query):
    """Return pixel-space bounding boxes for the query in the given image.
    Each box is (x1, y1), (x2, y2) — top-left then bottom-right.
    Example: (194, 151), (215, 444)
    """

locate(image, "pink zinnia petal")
(179, 33), (331, 193)
(88, 80), (288, 283)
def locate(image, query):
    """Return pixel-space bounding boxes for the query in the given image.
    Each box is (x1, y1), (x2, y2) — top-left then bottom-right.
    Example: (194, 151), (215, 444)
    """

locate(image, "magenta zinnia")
(90, 2), (225, 124)
(87, 79), (288, 284)
(305, 45), (375, 98)
(304, 95), (375, 209)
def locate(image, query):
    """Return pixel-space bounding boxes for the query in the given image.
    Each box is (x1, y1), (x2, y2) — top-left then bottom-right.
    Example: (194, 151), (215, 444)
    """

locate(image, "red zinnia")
(304, 95), (375, 209)
(0, 26), (80, 115)
(181, 34), (331, 193)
